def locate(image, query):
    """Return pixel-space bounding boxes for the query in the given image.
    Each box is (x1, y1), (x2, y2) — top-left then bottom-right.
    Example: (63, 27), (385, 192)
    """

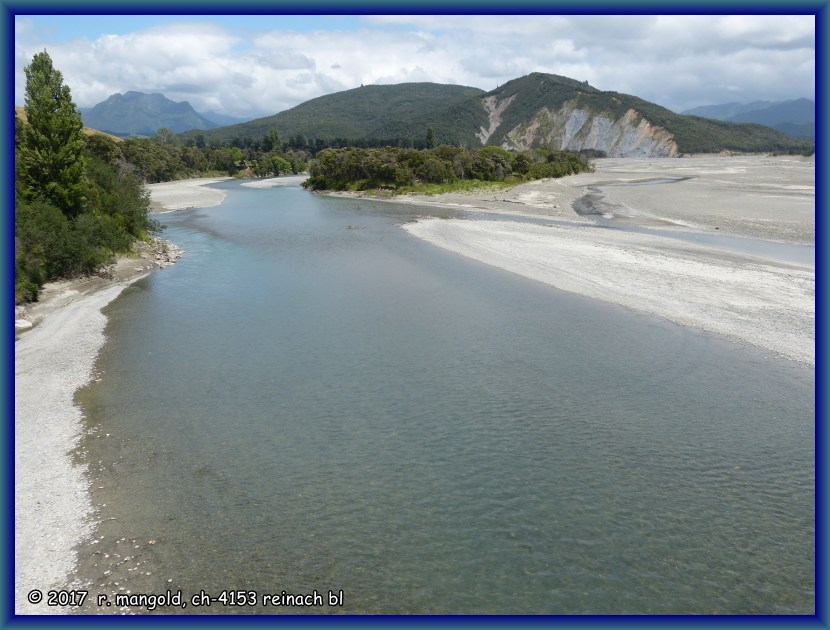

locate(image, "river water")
(73, 179), (814, 615)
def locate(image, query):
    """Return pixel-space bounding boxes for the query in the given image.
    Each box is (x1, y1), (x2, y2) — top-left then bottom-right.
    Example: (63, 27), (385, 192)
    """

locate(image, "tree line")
(122, 127), (310, 183)
(126, 126), (463, 184)
(303, 144), (593, 192)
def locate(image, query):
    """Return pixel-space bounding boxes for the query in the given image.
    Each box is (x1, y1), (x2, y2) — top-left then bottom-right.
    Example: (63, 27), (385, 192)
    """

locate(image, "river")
(72, 179), (814, 614)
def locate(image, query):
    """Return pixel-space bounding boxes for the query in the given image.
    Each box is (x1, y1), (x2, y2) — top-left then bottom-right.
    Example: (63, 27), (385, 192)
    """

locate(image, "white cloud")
(14, 15), (815, 117)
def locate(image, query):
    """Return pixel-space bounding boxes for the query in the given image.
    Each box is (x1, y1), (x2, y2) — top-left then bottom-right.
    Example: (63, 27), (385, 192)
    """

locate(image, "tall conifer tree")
(19, 51), (87, 217)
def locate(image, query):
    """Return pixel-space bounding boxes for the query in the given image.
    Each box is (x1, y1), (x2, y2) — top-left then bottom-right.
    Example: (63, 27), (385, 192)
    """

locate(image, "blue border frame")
(817, 0), (827, 626)
(3, 1), (824, 628)
(2, 0), (14, 625)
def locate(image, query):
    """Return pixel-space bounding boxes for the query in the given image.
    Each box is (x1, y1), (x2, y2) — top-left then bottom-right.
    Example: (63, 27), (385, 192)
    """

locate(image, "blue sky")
(14, 14), (816, 118)
(20, 14), (365, 41)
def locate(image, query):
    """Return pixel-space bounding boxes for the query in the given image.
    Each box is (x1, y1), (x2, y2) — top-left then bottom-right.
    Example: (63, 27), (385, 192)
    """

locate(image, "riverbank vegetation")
(119, 127), (309, 183)
(15, 52), (162, 303)
(302, 145), (593, 193)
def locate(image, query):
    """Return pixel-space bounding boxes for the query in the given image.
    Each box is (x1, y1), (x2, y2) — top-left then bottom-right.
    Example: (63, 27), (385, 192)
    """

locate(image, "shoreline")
(14, 177), (212, 614)
(15, 276), (149, 614)
(403, 218), (813, 366)
(390, 155), (814, 366)
(359, 155), (814, 244)
(146, 176), (231, 213)
(240, 173), (309, 189)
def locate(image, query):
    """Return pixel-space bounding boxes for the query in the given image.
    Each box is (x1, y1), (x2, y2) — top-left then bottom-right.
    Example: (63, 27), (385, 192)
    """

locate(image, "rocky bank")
(15, 237), (183, 334)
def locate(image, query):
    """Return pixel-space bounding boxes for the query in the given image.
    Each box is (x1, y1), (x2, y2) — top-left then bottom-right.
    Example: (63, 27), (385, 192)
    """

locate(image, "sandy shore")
(400, 155), (814, 366)
(147, 176), (231, 212)
(14, 176), (213, 614)
(393, 155), (814, 243)
(240, 174), (309, 189)
(15, 278), (145, 614)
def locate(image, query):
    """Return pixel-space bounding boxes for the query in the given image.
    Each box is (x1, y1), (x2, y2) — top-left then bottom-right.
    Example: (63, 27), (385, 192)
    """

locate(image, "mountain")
(182, 73), (812, 156)
(200, 110), (258, 127)
(478, 73), (679, 156)
(683, 101), (777, 120)
(770, 121), (815, 139)
(480, 74), (811, 154)
(185, 82), (488, 148)
(80, 91), (219, 137)
(683, 99), (814, 139)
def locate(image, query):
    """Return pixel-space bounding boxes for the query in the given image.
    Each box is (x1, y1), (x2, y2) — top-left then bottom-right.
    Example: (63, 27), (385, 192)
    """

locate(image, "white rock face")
(560, 108), (591, 147)
(477, 94), (516, 145)
(502, 99), (678, 157)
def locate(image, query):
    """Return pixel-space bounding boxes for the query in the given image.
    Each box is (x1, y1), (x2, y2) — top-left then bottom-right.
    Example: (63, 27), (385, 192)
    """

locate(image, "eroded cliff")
(492, 98), (678, 157)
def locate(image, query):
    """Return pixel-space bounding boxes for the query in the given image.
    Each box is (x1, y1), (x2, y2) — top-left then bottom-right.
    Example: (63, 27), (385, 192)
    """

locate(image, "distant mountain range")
(79, 91), (256, 137)
(77, 75), (813, 156)
(682, 99), (814, 139)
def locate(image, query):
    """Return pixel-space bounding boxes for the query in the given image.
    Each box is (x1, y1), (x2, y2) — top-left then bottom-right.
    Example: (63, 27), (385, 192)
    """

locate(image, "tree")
(425, 126), (437, 149)
(263, 128), (282, 152)
(19, 51), (88, 217)
(228, 147), (244, 173)
(153, 127), (179, 146)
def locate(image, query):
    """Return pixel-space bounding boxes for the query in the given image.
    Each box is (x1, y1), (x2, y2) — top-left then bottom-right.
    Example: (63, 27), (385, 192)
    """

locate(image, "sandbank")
(394, 156), (814, 243)
(401, 155), (814, 366)
(240, 174), (309, 188)
(147, 177), (231, 212)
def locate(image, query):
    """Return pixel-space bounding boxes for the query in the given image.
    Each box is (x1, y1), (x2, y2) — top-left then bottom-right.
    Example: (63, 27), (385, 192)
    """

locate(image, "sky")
(13, 13), (816, 119)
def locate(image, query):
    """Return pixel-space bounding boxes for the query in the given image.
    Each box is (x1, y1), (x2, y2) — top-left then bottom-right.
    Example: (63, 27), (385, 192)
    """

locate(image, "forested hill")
(473, 73), (810, 155)
(184, 83), (488, 148)
(181, 73), (812, 156)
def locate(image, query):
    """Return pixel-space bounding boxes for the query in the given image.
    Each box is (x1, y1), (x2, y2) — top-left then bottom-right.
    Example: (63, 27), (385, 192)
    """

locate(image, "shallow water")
(569, 184), (814, 266)
(612, 224), (814, 266)
(466, 207), (814, 267)
(73, 180), (814, 615)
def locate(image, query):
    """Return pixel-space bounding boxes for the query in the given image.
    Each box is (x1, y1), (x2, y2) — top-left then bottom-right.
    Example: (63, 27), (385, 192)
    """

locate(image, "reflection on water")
(73, 180), (814, 615)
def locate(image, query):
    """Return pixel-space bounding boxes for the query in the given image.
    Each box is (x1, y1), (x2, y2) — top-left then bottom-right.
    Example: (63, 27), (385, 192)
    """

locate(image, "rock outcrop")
(497, 98), (678, 157)
(477, 94), (516, 145)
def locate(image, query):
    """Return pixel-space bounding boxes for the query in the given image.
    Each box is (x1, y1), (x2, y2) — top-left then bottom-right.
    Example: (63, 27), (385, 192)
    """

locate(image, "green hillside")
(486, 73), (811, 154)
(184, 83), (488, 147)
(485, 73), (600, 145)
(180, 73), (813, 155)
(595, 92), (811, 153)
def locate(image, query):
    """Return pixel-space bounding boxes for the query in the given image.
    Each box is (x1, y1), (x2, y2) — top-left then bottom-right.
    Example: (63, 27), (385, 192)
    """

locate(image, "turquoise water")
(73, 180), (814, 615)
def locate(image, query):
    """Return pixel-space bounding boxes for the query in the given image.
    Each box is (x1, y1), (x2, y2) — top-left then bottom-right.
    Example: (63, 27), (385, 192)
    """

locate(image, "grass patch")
(400, 178), (520, 196)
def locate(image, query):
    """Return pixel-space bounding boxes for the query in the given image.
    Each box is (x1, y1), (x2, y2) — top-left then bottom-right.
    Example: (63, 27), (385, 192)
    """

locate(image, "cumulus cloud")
(14, 14), (815, 117)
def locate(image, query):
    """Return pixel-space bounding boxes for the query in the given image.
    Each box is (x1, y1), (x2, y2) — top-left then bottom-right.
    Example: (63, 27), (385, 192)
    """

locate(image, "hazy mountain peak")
(80, 91), (220, 137)
(682, 98), (814, 138)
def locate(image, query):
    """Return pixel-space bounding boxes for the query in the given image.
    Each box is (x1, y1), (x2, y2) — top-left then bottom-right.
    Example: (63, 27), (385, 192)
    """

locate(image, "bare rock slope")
(499, 100), (678, 157)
